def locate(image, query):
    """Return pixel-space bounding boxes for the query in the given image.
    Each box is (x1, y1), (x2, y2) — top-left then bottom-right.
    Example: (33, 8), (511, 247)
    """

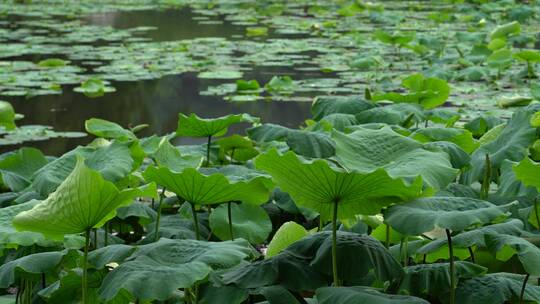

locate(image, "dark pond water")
(4, 8), (314, 155)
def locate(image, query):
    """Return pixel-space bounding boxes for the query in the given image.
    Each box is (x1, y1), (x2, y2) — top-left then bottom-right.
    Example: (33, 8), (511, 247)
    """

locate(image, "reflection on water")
(3, 8), (314, 155)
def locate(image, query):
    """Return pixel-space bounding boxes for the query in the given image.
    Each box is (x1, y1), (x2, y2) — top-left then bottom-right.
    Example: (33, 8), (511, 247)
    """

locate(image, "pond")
(3, 1), (535, 155)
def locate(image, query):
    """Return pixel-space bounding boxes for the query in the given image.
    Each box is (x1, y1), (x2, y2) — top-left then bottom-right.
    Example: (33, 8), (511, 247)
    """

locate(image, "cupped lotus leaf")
(333, 127), (458, 190)
(514, 50), (540, 62)
(85, 118), (135, 140)
(0, 147), (47, 192)
(255, 149), (423, 220)
(143, 166), (272, 205)
(498, 160), (537, 199)
(423, 141), (470, 170)
(316, 286), (429, 304)
(99, 238), (255, 301)
(100, 256), (210, 301)
(266, 221), (309, 258)
(464, 115), (504, 138)
(372, 74), (450, 109)
(490, 21), (521, 40)
(87, 244), (138, 269)
(513, 157), (540, 192)
(461, 105), (539, 184)
(311, 96), (374, 120)
(0, 250), (71, 288)
(373, 30), (415, 46)
(176, 113), (258, 138)
(411, 127), (478, 154)
(384, 197), (516, 235)
(265, 75), (296, 94)
(13, 157), (157, 239)
(0, 200), (52, 247)
(248, 123), (335, 158)
(425, 108), (460, 126)
(215, 135), (259, 162)
(355, 103), (425, 126)
(209, 203), (272, 244)
(32, 141), (136, 196)
(0, 101), (16, 130)
(417, 219), (524, 255)
(398, 262), (487, 297)
(257, 285), (304, 304)
(487, 49), (513, 70)
(74, 78), (115, 98)
(485, 233), (540, 275)
(198, 284), (248, 304)
(310, 231), (403, 284)
(317, 113), (358, 132)
(456, 273), (540, 304)
(150, 137), (203, 172)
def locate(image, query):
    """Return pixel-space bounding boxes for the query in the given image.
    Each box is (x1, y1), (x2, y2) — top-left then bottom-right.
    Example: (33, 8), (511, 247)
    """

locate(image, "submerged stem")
(331, 199), (339, 286)
(446, 229), (455, 304)
(190, 202), (200, 240)
(82, 229), (90, 304)
(520, 273), (530, 304)
(228, 202), (234, 240)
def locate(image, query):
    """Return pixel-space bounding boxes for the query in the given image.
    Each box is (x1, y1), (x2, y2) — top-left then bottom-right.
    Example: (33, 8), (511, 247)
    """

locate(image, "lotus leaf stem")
(385, 223), (390, 248)
(205, 135), (212, 167)
(82, 229), (90, 304)
(534, 199), (540, 230)
(154, 187), (166, 242)
(519, 273), (530, 304)
(446, 229), (455, 304)
(190, 202), (200, 240)
(331, 199), (339, 286)
(228, 202), (234, 240)
(468, 247), (475, 263)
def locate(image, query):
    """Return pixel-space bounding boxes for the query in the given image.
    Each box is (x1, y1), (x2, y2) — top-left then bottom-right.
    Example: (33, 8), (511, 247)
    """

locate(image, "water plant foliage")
(1, 0), (540, 304)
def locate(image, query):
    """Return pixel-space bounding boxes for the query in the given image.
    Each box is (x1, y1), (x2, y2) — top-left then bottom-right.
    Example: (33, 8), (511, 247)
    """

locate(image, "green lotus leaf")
(265, 75), (296, 94)
(255, 149), (423, 220)
(485, 233), (540, 275)
(490, 21), (521, 40)
(236, 79), (260, 91)
(417, 219), (524, 255)
(0, 147), (47, 192)
(372, 74), (450, 109)
(74, 78), (115, 98)
(333, 126), (458, 190)
(464, 115), (504, 138)
(456, 273), (540, 304)
(513, 157), (540, 192)
(423, 141), (470, 170)
(32, 141), (136, 196)
(13, 157), (157, 239)
(257, 285), (304, 304)
(487, 48), (513, 70)
(355, 103), (425, 126)
(461, 105), (539, 184)
(0, 101), (16, 130)
(316, 286), (429, 304)
(317, 113), (358, 132)
(215, 135), (259, 162)
(143, 166), (272, 205)
(384, 197), (515, 235)
(37, 58), (68, 68)
(198, 284), (247, 304)
(87, 244), (138, 269)
(150, 137), (203, 172)
(310, 231), (403, 284)
(411, 127), (478, 154)
(373, 29), (415, 46)
(248, 123), (336, 158)
(398, 261), (486, 298)
(311, 96), (374, 120)
(497, 160), (537, 199)
(425, 108), (460, 126)
(266, 221), (309, 258)
(85, 118), (135, 140)
(146, 214), (209, 241)
(176, 113), (258, 138)
(0, 250), (71, 288)
(0, 200), (52, 248)
(209, 203), (272, 244)
(99, 238), (255, 302)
